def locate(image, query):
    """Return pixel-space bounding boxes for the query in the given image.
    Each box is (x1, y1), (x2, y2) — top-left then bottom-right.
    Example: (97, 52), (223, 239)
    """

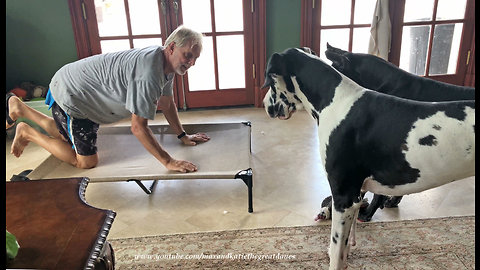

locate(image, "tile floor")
(5, 107), (475, 239)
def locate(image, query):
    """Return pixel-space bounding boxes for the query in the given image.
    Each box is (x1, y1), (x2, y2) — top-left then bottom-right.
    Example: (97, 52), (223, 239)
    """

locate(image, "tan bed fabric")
(27, 122), (251, 182)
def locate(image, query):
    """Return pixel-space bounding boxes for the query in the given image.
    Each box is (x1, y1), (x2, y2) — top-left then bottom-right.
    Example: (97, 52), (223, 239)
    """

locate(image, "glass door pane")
(436, 0), (467, 20)
(352, 27), (371, 53)
(100, 39), (130, 53)
(133, 38), (163, 49)
(320, 29), (349, 63)
(353, 0), (377, 24)
(186, 36), (216, 91)
(217, 35), (245, 89)
(214, 0), (244, 32)
(403, 0), (434, 22)
(321, 0), (351, 25)
(179, 0), (252, 108)
(181, 0), (212, 33)
(94, 0), (129, 37)
(400, 25), (431, 75)
(429, 23), (463, 75)
(128, 0), (161, 35)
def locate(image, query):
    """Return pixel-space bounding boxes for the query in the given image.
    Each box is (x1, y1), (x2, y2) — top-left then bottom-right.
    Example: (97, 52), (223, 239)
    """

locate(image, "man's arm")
(130, 113), (197, 173)
(158, 95), (210, 145)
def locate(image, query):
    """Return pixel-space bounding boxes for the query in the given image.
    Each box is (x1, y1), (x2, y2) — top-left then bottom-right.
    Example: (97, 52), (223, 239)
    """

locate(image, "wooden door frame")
(253, 0), (267, 107)
(68, 0), (267, 108)
(172, 0), (255, 109)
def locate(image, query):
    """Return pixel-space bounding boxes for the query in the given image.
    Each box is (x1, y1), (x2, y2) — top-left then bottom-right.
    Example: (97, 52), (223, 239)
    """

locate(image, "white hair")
(164, 25), (203, 51)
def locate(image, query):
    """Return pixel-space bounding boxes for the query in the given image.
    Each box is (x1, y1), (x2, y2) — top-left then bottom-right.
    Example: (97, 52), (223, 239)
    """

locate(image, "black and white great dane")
(315, 43), (476, 222)
(261, 47), (475, 270)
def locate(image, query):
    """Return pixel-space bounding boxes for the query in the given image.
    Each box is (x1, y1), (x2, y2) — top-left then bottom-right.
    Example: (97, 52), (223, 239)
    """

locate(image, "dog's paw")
(314, 206), (331, 221)
(384, 196), (403, 208)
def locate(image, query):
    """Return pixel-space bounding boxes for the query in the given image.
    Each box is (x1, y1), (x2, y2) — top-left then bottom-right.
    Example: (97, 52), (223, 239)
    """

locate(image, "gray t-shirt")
(49, 46), (174, 124)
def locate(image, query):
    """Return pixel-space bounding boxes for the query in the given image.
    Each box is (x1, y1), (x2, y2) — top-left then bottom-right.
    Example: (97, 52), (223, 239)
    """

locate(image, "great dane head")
(261, 71), (299, 120)
(262, 47), (343, 123)
(261, 48), (314, 120)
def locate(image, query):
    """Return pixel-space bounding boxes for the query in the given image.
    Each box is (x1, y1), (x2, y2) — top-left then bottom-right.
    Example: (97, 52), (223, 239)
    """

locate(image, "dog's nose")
(267, 105), (276, 118)
(267, 103), (286, 118)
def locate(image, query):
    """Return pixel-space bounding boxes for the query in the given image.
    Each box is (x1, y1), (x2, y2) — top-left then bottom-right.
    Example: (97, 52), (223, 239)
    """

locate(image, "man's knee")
(75, 154), (98, 169)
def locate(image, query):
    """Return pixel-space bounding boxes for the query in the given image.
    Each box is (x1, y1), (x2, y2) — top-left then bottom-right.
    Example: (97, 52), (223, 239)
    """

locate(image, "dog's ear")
(298, 47), (317, 56)
(325, 43), (351, 71)
(262, 53), (285, 89)
(261, 76), (274, 89)
(261, 74), (279, 89)
(326, 42), (348, 55)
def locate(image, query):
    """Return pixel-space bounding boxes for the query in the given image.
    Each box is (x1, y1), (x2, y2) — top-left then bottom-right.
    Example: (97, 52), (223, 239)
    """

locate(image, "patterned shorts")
(51, 102), (99, 156)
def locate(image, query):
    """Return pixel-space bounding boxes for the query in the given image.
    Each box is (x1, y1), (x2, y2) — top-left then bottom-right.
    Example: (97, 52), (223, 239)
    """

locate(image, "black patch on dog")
(321, 195), (332, 208)
(278, 76), (296, 94)
(432, 124), (441, 130)
(443, 103), (473, 121)
(419, 135), (438, 146)
(332, 236), (337, 244)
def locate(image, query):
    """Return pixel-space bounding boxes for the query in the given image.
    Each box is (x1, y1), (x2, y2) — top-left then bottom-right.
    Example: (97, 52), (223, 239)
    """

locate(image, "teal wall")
(266, 0), (301, 58)
(6, 0), (78, 90)
(5, 0), (301, 91)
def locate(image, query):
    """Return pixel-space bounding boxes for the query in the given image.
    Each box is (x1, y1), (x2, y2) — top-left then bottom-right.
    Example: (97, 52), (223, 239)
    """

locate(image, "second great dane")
(325, 43), (475, 101)
(262, 47), (475, 270)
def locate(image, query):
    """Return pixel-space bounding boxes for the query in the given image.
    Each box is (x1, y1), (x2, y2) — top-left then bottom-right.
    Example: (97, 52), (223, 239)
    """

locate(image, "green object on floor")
(6, 230), (20, 259)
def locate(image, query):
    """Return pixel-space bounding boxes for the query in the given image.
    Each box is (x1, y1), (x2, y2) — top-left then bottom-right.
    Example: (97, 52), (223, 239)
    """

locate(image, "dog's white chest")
(315, 81), (365, 165)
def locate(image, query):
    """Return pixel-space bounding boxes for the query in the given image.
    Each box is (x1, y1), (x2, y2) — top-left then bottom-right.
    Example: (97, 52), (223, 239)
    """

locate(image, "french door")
(69, 0), (258, 109)
(175, 0), (254, 108)
(301, 0), (475, 86)
(389, 0), (475, 86)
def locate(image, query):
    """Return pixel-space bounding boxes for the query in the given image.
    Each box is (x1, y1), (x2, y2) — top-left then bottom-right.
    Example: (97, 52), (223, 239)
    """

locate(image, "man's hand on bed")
(166, 158), (198, 173)
(180, 132), (210, 146)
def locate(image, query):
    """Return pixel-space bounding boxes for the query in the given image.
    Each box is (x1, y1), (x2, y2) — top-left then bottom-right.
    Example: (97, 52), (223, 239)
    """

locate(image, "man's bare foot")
(11, 122), (31, 157)
(6, 95), (22, 129)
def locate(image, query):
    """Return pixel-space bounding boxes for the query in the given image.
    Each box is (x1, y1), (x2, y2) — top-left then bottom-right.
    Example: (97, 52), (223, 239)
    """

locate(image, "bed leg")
(127, 179), (157, 195)
(235, 168), (253, 213)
